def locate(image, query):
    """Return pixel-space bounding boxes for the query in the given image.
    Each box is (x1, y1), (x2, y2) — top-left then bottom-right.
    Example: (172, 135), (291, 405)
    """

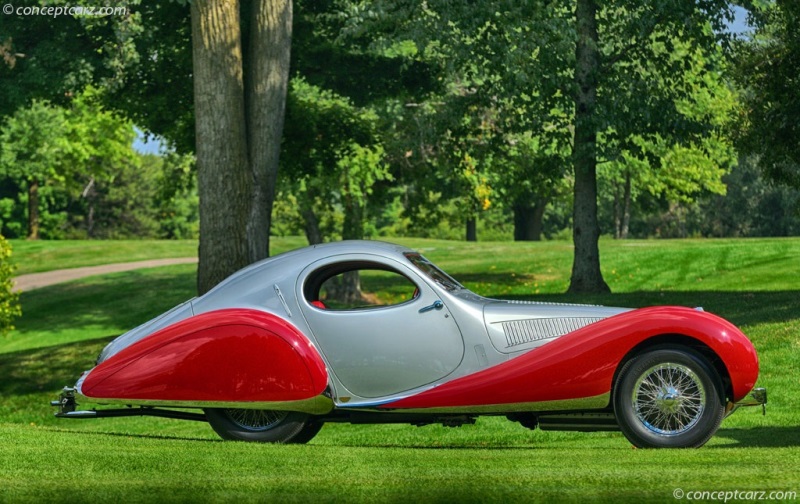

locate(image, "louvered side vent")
(501, 318), (603, 348)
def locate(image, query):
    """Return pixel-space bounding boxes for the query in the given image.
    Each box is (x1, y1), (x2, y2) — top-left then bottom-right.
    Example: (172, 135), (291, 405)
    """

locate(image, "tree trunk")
(192, 0), (252, 294)
(87, 204), (95, 238)
(620, 170), (631, 239)
(335, 192), (363, 303)
(82, 177), (97, 238)
(613, 181), (621, 239)
(466, 218), (477, 242)
(513, 198), (548, 241)
(301, 206), (322, 245)
(191, 0), (293, 294)
(27, 178), (40, 240)
(568, 0), (610, 294)
(245, 0), (292, 264)
(613, 171), (632, 239)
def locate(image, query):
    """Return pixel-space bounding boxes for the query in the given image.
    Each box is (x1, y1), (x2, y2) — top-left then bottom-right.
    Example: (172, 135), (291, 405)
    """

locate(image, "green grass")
(2, 237), (799, 502)
(9, 239), (199, 275)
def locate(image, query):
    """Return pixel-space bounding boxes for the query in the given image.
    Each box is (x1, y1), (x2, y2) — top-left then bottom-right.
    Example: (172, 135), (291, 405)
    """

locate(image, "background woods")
(0, 0), (798, 297)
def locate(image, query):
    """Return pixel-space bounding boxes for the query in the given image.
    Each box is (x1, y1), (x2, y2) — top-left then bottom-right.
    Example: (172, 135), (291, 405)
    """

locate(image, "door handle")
(419, 300), (444, 313)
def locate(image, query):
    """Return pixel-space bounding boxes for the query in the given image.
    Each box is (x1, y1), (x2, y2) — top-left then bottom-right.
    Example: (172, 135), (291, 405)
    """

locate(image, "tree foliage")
(0, 234), (20, 337)
(0, 91), (197, 240)
(734, 0), (800, 186)
(0, 100), (72, 238)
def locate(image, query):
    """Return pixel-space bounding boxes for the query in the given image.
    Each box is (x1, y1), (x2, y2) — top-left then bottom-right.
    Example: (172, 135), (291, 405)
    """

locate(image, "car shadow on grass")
(41, 426), (219, 444)
(714, 427), (800, 448)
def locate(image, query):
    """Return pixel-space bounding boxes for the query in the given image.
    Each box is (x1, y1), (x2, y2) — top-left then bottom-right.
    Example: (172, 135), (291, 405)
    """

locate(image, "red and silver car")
(53, 240), (766, 448)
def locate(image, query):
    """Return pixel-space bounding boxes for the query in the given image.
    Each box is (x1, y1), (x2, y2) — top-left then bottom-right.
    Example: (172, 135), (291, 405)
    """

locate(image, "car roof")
(201, 240), (416, 300)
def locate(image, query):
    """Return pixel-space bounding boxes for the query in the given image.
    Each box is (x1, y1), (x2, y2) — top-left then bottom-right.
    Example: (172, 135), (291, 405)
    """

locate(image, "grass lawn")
(1, 237), (799, 502)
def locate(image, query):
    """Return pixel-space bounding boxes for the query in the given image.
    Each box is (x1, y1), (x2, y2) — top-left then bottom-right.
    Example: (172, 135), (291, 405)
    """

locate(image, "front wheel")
(205, 408), (322, 444)
(613, 348), (724, 448)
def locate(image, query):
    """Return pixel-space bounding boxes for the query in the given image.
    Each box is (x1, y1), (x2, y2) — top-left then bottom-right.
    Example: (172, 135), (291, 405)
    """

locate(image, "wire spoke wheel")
(614, 347), (724, 448)
(632, 363), (706, 436)
(204, 408), (321, 443)
(225, 409), (290, 431)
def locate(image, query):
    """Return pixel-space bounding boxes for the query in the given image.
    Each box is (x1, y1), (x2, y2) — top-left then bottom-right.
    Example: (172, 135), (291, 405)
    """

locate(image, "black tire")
(613, 347), (724, 448)
(204, 408), (321, 444)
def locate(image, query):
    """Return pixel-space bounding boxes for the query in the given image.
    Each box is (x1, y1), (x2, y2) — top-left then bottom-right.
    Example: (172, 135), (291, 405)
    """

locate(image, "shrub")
(0, 235), (21, 335)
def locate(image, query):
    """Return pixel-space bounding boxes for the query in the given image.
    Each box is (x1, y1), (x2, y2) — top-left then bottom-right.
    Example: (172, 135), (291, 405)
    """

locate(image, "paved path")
(13, 257), (198, 292)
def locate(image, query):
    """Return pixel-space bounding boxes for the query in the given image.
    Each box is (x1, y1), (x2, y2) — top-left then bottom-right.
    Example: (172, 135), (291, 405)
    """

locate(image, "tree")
(0, 101), (71, 239)
(191, 0), (292, 294)
(735, 0), (800, 186)
(0, 4), (138, 119)
(503, 132), (570, 241)
(566, 0), (738, 292)
(339, 1), (737, 290)
(599, 42), (738, 239)
(281, 78), (388, 245)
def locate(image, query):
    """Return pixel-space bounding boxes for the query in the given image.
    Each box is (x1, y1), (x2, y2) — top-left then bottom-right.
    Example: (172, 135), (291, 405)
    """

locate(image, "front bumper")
(726, 387), (767, 416)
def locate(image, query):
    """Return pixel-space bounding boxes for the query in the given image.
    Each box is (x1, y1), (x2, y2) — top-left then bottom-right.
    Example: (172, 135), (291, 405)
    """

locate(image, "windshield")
(404, 253), (464, 291)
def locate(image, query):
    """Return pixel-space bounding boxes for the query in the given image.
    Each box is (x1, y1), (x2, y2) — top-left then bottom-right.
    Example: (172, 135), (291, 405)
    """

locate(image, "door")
(297, 256), (464, 398)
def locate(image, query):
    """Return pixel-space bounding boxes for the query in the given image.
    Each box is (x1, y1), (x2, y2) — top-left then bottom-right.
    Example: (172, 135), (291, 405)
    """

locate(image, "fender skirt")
(79, 309), (331, 414)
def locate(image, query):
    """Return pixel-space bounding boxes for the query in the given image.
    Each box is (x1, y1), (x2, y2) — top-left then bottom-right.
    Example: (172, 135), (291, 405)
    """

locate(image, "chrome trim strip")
(76, 393), (334, 415)
(274, 284), (293, 317)
(378, 392), (611, 414)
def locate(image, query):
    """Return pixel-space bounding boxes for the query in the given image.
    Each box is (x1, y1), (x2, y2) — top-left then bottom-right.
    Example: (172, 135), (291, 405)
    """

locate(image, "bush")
(0, 235), (21, 335)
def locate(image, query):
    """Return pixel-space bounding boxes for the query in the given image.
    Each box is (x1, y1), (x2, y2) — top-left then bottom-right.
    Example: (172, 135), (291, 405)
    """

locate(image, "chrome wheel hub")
(226, 409), (288, 431)
(632, 363), (706, 436)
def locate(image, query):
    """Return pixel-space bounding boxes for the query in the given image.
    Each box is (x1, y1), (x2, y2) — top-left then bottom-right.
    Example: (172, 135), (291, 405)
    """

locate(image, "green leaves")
(0, 87), (193, 239)
(0, 100), (70, 183)
(734, 0), (800, 187)
(0, 234), (20, 336)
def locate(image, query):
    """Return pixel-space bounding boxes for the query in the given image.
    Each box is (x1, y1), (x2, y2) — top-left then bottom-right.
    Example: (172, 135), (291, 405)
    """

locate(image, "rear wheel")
(613, 348), (724, 448)
(204, 408), (321, 444)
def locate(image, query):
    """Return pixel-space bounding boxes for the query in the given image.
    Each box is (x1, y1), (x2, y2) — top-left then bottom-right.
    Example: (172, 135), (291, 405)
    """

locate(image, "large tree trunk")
(513, 198), (548, 241)
(192, 0), (293, 295)
(245, 0), (292, 263)
(192, 0), (252, 294)
(568, 0), (610, 294)
(27, 178), (40, 240)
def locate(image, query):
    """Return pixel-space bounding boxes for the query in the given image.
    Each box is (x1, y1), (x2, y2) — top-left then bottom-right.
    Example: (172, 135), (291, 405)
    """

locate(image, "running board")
(51, 387), (206, 421)
(538, 412), (619, 432)
(54, 407), (207, 422)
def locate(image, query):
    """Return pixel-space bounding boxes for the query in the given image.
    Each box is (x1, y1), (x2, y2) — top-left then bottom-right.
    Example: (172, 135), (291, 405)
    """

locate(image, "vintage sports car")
(52, 240), (766, 448)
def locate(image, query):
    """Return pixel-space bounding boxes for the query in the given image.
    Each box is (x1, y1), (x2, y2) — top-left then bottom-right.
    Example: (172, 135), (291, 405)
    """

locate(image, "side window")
(305, 262), (419, 311)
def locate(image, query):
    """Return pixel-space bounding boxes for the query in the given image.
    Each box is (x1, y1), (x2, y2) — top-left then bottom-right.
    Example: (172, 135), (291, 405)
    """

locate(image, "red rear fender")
(81, 309), (328, 405)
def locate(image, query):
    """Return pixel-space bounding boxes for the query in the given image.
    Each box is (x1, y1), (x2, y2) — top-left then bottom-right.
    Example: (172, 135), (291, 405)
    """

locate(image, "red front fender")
(382, 306), (759, 410)
(81, 309), (328, 405)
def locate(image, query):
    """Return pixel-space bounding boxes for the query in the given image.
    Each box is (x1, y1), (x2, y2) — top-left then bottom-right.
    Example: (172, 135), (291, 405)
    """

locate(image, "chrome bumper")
(51, 386), (77, 415)
(726, 387), (767, 416)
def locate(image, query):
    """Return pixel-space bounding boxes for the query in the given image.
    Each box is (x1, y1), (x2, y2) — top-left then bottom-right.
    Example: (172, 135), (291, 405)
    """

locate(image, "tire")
(204, 408), (321, 444)
(613, 347), (724, 448)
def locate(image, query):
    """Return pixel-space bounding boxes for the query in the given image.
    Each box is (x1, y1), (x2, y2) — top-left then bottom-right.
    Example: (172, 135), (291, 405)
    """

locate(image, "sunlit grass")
(1, 237), (799, 501)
